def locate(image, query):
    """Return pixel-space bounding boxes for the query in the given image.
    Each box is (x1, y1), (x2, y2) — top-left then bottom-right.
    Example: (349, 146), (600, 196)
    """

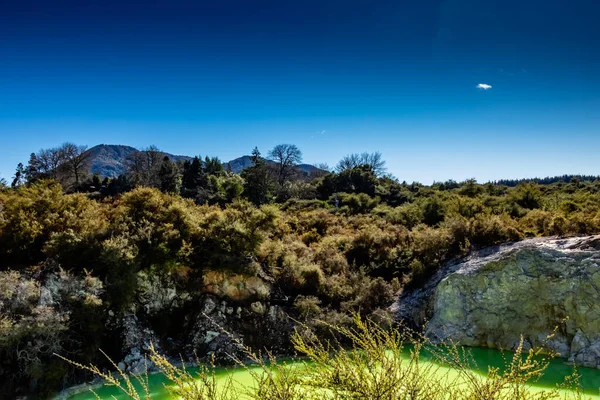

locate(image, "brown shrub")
(469, 214), (523, 246)
(203, 270), (270, 301)
(520, 209), (553, 236)
(312, 235), (349, 273)
(294, 295), (322, 319)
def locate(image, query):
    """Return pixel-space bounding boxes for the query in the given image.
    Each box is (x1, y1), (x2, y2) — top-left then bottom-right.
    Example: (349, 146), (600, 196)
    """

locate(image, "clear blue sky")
(1, 0), (599, 183)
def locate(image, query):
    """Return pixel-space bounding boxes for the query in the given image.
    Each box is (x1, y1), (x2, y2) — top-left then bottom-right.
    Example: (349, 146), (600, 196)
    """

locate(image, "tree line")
(9, 142), (395, 207)
(493, 175), (600, 187)
(11, 143), (90, 190)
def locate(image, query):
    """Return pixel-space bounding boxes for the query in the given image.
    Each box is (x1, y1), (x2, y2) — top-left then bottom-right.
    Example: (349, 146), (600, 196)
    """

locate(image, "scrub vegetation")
(2, 143), (600, 397)
(62, 316), (593, 400)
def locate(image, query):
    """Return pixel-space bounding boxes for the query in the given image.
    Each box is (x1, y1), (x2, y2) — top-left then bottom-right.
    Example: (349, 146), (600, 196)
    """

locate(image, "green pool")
(67, 346), (600, 399)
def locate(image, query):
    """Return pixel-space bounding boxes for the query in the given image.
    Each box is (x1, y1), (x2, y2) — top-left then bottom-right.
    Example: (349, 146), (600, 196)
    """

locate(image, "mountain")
(224, 155), (325, 176)
(223, 155), (255, 173)
(297, 163), (324, 175)
(86, 145), (136, 178)
(86, 145), (325, 178)
(86, 144), (191, 178)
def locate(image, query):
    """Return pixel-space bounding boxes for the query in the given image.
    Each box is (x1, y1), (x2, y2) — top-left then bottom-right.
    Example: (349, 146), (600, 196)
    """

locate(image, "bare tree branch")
(335, 152), (387, 176)
(267, 144), (303, 186)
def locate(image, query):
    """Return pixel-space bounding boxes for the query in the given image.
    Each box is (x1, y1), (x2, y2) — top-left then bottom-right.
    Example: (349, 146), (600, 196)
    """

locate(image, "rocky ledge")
(393, 235), (600, 368)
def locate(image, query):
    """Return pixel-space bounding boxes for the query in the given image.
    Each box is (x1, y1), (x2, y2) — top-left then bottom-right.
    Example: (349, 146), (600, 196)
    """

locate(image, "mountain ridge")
(86, 144), (192, 178)
(86, 144), (323, 178)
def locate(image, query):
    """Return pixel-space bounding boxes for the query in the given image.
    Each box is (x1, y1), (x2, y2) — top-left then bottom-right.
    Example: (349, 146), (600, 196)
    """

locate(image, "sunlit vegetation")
(2, 143), (600, 397)
(61, 316), (594, 399)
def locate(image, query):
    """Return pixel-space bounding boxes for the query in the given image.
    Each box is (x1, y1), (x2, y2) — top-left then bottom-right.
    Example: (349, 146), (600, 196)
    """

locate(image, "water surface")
(67, 346), (600, 399)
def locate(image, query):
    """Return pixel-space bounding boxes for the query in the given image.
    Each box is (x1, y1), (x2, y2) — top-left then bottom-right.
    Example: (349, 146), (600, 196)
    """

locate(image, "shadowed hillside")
(225, 154), (324, 175)
(86, 144), (192, 178)
(87, 145), (325, 178)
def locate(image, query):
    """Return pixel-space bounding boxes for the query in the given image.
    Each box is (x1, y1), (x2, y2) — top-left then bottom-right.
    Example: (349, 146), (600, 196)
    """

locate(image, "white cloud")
(477, 83), (492, 90)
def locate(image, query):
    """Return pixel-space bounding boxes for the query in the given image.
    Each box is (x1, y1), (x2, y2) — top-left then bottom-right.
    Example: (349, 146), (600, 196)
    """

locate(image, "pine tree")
(92, 174), (102, 189)
(158, 156), (181, 194)
(241, 147), (274, 205)
(181, 156), (206, 198)
(11, 163), (25, 187)
(24, 153), (40, 183)
(204, 156), (224, 176)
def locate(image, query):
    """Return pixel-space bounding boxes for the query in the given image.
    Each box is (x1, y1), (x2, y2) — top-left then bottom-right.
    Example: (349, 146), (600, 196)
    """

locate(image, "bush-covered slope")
(1, 174), (600, 398)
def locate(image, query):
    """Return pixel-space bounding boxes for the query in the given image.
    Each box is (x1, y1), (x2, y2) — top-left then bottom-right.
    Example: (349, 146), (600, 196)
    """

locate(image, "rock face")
(394, 235), (600, 368)
(187, 296), (291, 363)
(109, 293), (292, 371)
(119, 313), (162, 374)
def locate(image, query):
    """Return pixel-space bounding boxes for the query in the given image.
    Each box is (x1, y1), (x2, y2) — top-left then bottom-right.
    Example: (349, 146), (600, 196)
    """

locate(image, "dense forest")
(492, 175), (600, 187)
(1, 143), (600, 398)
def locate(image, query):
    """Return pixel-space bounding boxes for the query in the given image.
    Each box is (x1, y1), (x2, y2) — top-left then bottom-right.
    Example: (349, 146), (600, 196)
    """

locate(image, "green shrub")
(341, 277), (395, 314)
(281, 198), (328, 212)
(336, 192), (380, 214)
(277, 260), (325, 296)
(565, 212), (599, 235)
(382, 202), (424, 229)
(454, 196), (485, 218)
(511, 183), (543, 209)
(550, 215), (567, 236)
(313, 237), (349, 274)
(344, 224), (409, 279)
(470, 214), (523, 246)
(422, 195), (446, 226)
(560, 200), (581, 214)
(443, 215), (471, 254)
(294, 295), (322, 318)
(0, 181), (107, 267)
(520, 209), (554, 236)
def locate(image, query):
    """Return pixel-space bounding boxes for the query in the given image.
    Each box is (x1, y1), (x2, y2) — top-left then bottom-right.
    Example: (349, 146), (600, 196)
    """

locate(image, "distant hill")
(86, 145), (325, 178)
(224, 155), (324, 176)
(86, 144), (192, 178)
(224, 155), (256, 173)
(297, 163), (324, 175)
